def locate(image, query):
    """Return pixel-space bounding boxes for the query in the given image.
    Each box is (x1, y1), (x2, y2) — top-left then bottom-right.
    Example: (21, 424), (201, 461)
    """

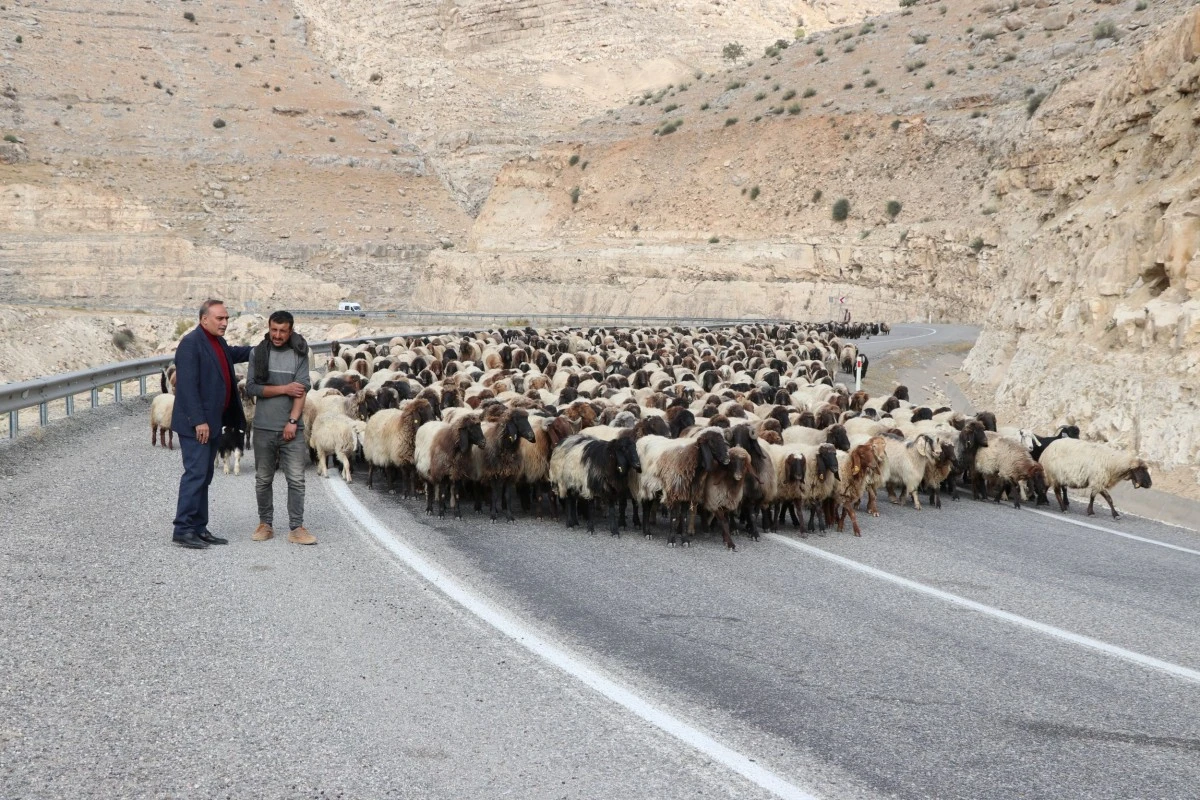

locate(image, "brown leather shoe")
(288, 526), (316, 545)
(251, 522), (274, 541)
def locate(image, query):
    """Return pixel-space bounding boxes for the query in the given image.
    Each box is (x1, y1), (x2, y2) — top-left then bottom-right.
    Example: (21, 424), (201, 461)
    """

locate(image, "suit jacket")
(170, 326), (253, 438)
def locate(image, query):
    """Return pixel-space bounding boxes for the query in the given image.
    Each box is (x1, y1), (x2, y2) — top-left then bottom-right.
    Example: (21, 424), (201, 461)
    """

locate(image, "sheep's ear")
(458, 427), (470, 453)
(699, 441), (714, 473)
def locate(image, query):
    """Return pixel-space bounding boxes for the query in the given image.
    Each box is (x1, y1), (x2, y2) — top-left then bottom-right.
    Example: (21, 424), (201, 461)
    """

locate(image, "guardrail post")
(8, 410), (16, 439)
(138, 376), (147, 396)
(113, 382), (122, 403)
(66, 395), (74, 416)
(90, 388), (99, 408)
(39, 402), (48, 426)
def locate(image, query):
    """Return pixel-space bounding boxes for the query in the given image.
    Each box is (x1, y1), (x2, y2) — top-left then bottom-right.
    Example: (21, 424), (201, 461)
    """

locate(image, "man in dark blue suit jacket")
(170, 299), (253, 549)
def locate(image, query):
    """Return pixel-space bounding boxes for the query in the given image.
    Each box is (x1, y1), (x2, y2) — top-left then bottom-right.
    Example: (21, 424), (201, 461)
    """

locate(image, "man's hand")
(283, 382), (306, 398)
(195, 423), (210, 444)
(282, 422), (298, 442)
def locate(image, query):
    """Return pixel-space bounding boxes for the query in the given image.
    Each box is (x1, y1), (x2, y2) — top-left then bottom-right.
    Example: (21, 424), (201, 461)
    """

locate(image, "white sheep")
(150, 393), (175, 450)
(310, 410), (364, 482)
(879, 434), (939, 510)
(1038, 438), (1152, 518)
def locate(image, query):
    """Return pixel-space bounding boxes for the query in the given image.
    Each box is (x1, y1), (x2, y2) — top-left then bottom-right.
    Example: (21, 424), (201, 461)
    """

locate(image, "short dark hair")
(268, 310), (295, 328)
(199, 298), (225, 320)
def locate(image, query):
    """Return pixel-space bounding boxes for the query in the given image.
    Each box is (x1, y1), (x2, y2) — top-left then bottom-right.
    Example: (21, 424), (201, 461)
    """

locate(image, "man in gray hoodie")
(244, 310), (315, 544)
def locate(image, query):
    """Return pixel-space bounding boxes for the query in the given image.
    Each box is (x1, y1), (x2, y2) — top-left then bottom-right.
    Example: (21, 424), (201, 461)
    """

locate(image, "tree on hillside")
(722, 42), (745, 62)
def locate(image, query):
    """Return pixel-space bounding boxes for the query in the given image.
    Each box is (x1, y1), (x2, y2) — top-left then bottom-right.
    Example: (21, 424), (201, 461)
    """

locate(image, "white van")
(337, 301), (363, 313)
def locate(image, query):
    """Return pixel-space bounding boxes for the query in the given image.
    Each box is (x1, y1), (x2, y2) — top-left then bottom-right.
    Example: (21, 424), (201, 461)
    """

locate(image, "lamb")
(1038, 438), (1152, 518)
(361, 398), (437, 493)
(972, 432), (1048, 509)
(414, 411), (488, 518)
(548, 434), (642, 535)
(758, 440), (807, 532)
(149, 393), (175, 450)
(310, 411), (366, 482)
(467, 405), (537, 522)
(880, 434), (939, 510)
(831, 438), (887, 536)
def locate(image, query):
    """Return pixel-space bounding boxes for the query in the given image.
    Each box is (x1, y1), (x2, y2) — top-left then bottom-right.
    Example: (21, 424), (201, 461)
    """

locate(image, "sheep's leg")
(787, 500), (802, 529)
(452, 480), (464, 519)
(608, 498), (621, 537)
(339, 452), (352, 482)
(683, 503), (697, 547)
(425, 480), (435, 515)
(151, 424), (158, 447)
(488, 480), (500, 522)
(1061, 487), (1070, 510)
(718, 513), (735, 551)
(1053, 485), (1067, 512)
(844, 502), (862, 536)
(668, 504), (680, 547)
(910, 484), (922, 511)
(503, 482), (515, 522)
(992, 481), (1005, 504)
(316, 448), (328, 478)
(1101, 489), (1119, 519)
(641, 499), (655, 539)
(867, 487), (879, 516)
(744, 505), (758, 541)
(583, 498), (595, 534)
(366, 463), (375, 489)
(233, 449), (241, 477)
(1086, 492), (1097, 516)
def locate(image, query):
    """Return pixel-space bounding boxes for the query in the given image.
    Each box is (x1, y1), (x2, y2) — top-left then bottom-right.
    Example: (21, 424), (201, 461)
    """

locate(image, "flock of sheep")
(151, 322), (1154, 548)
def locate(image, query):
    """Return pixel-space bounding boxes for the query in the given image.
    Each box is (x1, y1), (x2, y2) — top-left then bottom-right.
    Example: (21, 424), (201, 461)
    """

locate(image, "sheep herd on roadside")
(152, 322), (1154, 549)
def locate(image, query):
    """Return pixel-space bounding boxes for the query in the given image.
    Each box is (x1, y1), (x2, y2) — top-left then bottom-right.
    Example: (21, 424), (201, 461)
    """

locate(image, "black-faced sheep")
(634, 429), (730, 545)
(414, 411), (488, 518)
(1038, 439), (1152, 518)
(468, 405), (537, 522)
(548, 434), (642, 535)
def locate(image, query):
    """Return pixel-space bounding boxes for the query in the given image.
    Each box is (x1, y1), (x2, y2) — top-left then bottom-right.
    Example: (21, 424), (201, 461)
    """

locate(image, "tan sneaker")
(288, 526), (317, 545)
(251, 522), (274, 541)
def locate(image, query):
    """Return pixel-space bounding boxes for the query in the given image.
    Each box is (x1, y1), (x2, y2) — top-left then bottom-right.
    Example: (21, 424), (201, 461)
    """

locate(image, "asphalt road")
(3, 325), (1199, 800)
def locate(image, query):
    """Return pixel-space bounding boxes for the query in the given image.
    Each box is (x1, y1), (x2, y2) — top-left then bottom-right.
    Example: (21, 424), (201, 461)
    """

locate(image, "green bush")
(812, 189), (823, 203)
(899, 0), (919, 6)
(212, 118), (226, 128)
(754, 92), (766, 101)
(970, 236), (985, 253)
(910, 33), (928, 44)
(709, 235), (720, 243)
(568, 154), (579, 166)
(814, 47), (824, 57)
(570, 187), (581, 205)
(748, 185), (760, 200)
(832, 198), (850, 221)
(722, 42), (745, 61)
(864, 78), (877, 88)
(700, 102), (710, 111)
(925, 80), (935, 89)
(1135, 0), (1147, 9)
(174, 320), (192, 338)
(112, 329), (135, 351)
(725, 117), (738, 126)
(183, 11), (195, 23)
(843, 82), (854, 90)
(663, 103), (679, 113)
(803, 87), (816, 98)
(890, 119), (901, 131)
(1027, 92), (1047, 117)
(726, 80), (743, 91)
(1094, 20), (1119, 41)
(885, 200), (902, 219)
(781, 89), (796, 100)
(15, 35), (22, 43)
(2, 134), (17, 143)
(787, 103), (801, 115)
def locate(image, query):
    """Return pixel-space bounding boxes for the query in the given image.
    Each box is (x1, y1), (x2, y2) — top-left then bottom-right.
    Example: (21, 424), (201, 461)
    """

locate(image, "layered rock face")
(0, 0), (470, 313)
(964, 9), (1200, 476)
(292, 0), (890, 210)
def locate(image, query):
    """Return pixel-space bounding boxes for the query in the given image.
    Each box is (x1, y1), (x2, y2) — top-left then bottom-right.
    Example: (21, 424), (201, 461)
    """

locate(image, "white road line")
(767, 533), (1200, 687)
(327, 481), (818, 800)
(864, 326), (939, 345)
(1025, 508), (1200, 557)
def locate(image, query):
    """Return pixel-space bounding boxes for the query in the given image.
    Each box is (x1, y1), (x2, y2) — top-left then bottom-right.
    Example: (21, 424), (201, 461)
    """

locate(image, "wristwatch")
(287, 417), (299, 425)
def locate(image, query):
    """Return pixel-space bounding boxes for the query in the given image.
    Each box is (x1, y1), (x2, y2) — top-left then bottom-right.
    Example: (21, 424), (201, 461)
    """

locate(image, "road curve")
(3, 329), (1200, 800)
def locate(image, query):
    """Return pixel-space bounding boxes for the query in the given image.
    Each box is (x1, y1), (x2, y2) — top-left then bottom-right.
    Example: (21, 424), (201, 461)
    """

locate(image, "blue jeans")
(173, 435), (219, 536)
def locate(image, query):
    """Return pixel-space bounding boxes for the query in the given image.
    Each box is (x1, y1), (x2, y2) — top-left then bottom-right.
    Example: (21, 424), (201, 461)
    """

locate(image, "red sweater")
(203, 329), (232, 410)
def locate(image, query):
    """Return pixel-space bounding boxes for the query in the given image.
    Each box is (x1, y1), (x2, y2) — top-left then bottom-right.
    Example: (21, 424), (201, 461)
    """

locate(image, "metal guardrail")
(0, 314), (794, 439)
(1, 331), (450, 439)
(292, 309), (791, 328)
